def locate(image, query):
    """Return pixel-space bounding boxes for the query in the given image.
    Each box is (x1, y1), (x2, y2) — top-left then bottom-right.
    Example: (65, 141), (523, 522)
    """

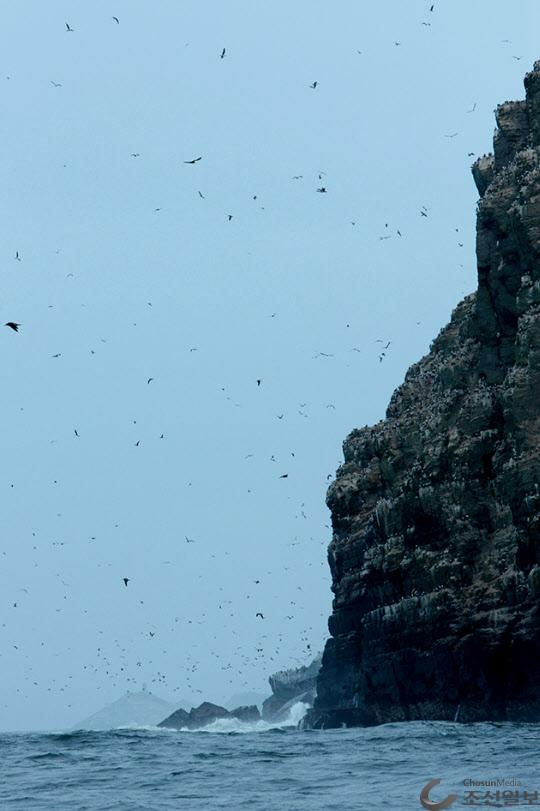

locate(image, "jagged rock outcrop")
(262, 654), (322, 721)
(306, 62), (540, 729)
(158, 701), (261, 730)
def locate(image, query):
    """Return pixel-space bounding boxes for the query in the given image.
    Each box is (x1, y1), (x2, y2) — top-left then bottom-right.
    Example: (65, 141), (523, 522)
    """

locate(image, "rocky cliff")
(306, 62), (540, 729)
(262, 654), (322, 721)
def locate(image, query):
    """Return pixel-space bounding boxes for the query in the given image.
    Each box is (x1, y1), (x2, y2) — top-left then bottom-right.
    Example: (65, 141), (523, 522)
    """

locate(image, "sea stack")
(306, 61), (540, 728)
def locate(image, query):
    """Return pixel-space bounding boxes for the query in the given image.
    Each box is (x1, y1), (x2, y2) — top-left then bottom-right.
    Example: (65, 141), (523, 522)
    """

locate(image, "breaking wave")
(183, 701), (310, 733)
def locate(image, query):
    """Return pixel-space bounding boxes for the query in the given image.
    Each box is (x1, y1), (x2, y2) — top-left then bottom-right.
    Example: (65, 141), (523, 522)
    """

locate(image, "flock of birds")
(1, 4), (530, 723)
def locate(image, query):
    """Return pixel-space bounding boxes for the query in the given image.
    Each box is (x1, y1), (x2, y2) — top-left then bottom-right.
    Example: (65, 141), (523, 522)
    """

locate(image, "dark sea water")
(1, 716), (539, 810)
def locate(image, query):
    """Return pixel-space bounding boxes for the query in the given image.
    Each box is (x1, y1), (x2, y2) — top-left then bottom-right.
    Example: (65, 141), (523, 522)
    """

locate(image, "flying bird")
(316, 187), (327, 193)
(279, 474), (288, 479)
(65, 22), (74, 32)
(220, 47), (226, 58)
(5, 322), (20, 331)
(256, 379), (261, 386)
(74, 429), (79, 437)
(147, 377), (154, 384)
(123, 578), (129, 587)
(50, 81), (62, 88)
(185, 536), (195, 543)
(309, 81), (318, 89)
(255, 613), (264, 619)
(184, 156), (202, 164)
(15, 251), (21, 261)
(112, 16), (120, 24)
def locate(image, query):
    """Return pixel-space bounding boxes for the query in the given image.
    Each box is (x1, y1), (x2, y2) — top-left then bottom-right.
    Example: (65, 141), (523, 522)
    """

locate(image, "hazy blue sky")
(0, 1), (538, 731)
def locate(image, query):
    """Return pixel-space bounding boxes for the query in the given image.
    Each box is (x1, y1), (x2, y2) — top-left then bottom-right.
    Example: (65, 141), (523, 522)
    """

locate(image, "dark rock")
(306, 61), (540, 729)
(188, 701), (230, 727)
(262, 655), (322, 721)
(158, 701), (230, 730)
(230, 705), (261, 722)
(158, 706), (190, 730)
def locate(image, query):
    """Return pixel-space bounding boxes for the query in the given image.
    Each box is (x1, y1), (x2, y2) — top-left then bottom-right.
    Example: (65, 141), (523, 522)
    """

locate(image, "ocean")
(1, 706), (539, 810)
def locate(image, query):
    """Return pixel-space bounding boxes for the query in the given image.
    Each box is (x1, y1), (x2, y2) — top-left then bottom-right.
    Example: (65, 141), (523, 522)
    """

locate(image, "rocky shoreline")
(157, 655), (322, 730)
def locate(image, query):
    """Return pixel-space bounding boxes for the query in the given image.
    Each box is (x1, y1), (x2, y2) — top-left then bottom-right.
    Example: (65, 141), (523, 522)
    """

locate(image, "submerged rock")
(307, 61), (540, 729)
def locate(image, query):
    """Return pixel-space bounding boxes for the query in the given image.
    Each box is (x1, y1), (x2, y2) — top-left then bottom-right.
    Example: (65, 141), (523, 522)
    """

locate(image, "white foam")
(178, 701), (311, 734)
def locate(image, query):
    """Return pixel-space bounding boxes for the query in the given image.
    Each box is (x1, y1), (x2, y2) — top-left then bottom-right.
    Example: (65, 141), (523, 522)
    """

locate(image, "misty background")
(0, 1), (538, 730)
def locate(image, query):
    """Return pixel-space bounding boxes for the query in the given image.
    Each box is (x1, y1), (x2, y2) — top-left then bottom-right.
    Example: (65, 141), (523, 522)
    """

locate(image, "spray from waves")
(184, 701), (310, 734)
(115, 702), (311, 735)
(101, 702), (310, 735)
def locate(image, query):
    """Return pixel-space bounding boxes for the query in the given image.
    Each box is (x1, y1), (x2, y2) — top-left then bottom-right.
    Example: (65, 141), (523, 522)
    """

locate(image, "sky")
(0, 1), (538, 731)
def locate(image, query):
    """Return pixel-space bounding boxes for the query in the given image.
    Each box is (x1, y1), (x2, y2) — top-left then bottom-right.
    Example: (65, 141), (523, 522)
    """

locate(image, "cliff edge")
(306, 62), (540, 728)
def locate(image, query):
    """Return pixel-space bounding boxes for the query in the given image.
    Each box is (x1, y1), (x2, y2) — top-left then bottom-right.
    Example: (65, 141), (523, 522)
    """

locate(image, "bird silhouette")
(123, 578), (129, 587)
(255, 613), (264, 619)
(316, 187), (327, 193)
(310, 81), (318, 89)
(112, 16), (120, 24)
(184, 156), (202, 164)
(65, 22), (74, 32)
(220, 47), (226, 58)
(279, 474), (288, 479)
(15, 251), (21, 261)
(50, 81), (62, 88)
(5, 322), (20, 332)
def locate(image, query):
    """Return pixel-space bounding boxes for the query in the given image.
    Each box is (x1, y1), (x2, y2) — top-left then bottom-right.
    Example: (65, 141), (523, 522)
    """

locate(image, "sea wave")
(109, 701), (311, 735)
(179, 700), (310, 733)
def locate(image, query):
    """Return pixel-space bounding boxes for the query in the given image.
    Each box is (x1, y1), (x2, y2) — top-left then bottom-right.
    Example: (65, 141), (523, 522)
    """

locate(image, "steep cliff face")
(307, 63), (540, 729)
